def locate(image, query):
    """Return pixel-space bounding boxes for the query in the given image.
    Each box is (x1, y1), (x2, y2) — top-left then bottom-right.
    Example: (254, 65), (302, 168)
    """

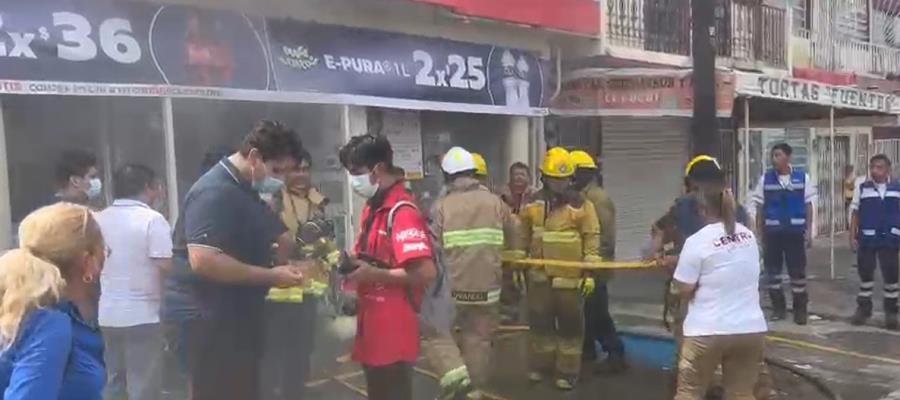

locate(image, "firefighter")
(569, 150), (626, 373)
(261, 150), (338, 400)
(519, 147), (601, 391)
(471, 152), (490, 188)
(423, 147), (521, 400)
(849, 154), (900, 331)
(748, 143), (817, 325)
(655, 155), (774, 400)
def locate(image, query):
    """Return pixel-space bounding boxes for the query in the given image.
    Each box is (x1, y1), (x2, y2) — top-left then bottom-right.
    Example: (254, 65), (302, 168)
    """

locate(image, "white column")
(341, 105), (368, 247)
(743, 99), (751, 205)
(0, 99), (12, 249)
(162, 98), (179, 225)
(505, 116), (531, 183)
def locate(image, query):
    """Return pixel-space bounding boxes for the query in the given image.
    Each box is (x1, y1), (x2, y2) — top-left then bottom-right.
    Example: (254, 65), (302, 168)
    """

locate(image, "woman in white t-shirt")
(672, 187), (768, 400)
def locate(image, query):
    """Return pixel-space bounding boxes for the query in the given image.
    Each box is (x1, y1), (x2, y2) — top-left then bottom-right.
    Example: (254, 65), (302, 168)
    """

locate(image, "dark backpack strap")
(386, 201), (425, 313)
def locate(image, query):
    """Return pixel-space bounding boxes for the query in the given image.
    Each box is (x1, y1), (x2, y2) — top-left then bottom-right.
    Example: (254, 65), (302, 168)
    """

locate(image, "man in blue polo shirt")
(172, 120), (308, 400)
(749, 143), (817, 325)
(849, 154), (900, 331)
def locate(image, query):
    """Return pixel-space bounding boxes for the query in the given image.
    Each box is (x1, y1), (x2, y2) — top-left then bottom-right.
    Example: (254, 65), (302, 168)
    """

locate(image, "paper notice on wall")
(382, 110), (424, 180)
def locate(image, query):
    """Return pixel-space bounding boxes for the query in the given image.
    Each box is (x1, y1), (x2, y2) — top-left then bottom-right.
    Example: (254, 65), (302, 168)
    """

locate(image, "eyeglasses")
(104, 246), (112, 259)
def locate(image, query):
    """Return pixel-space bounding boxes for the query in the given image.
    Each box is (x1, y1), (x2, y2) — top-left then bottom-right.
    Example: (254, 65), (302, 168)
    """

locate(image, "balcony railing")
(797, 28), (900, 77)
(607, 0), (786, 68)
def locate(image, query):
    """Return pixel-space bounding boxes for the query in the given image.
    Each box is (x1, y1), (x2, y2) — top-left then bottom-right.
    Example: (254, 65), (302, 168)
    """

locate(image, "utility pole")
(691, 0), (720, 157)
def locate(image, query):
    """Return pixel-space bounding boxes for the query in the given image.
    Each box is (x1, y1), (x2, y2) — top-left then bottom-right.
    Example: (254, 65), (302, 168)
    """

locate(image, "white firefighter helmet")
(441, 146), (478, 175)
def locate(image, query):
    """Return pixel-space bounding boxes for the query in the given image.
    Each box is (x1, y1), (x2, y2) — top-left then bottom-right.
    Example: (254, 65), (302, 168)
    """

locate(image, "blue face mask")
(253, 177), (285, 194)
(251, 162), (285, 194)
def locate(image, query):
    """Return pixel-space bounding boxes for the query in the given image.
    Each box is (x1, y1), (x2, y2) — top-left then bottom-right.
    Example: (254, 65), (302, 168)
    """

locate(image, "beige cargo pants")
(675, 333), (767, 400)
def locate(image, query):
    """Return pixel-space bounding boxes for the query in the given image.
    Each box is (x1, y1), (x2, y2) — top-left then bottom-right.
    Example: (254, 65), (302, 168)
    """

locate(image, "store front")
(0, 0), (548, 249)
(549, 68), (735, 258)
(734, 72), (900, 237)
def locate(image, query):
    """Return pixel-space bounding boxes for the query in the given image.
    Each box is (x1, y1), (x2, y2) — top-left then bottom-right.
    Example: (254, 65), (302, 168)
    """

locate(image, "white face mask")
(350, 172), (378, 198)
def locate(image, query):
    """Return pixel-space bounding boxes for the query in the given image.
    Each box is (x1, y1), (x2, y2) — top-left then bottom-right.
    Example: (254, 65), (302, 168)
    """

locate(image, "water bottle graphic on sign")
(501, 50), (520, 107)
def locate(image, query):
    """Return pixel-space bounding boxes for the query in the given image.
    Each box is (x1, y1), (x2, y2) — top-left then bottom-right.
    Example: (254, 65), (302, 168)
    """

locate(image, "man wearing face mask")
(52, 149), (102, 206)
(338, 134), (438, 400)
(95, 164), (172, 400)
(175, 120), (309, 400)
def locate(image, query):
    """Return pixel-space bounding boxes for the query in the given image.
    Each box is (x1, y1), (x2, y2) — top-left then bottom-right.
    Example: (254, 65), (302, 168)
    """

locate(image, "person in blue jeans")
(0, 202), (107, 399)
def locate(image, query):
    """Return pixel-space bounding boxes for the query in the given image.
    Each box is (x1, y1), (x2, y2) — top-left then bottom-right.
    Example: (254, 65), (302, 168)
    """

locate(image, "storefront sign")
(551, 69), (735, 117)
(267, 20), (545, 109)
(736, 72), (900, 114)
(0, 0), (546, 115)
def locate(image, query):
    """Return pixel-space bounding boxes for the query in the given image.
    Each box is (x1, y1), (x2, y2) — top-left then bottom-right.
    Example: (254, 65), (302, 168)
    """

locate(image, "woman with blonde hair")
(0, 203), (107, 399)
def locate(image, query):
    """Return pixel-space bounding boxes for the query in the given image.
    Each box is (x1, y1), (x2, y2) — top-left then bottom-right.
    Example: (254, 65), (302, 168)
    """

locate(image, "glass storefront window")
(2, 95), (168, 230)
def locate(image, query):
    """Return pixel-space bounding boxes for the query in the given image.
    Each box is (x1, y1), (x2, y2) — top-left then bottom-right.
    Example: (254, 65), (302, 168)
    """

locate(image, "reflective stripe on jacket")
(762, 169), (807, 233)
(518, 193), (602, 280)
(858, 180), (900, 248)
(432, 177), (521, 304)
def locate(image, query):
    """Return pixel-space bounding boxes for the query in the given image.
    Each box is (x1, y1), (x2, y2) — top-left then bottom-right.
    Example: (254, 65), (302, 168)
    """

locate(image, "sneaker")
(554, 378), (576, 391)
(527, 372), (543, 383)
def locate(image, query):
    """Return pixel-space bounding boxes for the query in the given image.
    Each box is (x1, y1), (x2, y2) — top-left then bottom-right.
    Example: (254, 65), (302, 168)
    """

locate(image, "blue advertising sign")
(0, 0), (546, 112)
(267, 20), (545, 108)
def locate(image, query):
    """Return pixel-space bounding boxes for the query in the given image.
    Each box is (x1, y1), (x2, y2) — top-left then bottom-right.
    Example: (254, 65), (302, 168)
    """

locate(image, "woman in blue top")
(0, 202), (106, 399)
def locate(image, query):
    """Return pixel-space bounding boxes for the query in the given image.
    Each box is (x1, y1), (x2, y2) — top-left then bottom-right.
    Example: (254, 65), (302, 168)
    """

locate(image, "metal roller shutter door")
(602, 117), (689, 259)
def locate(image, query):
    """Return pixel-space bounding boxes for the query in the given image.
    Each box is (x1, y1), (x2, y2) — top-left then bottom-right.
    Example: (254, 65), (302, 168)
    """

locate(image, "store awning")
(550, 68), (736, 118)
(735, 72), (900, 115)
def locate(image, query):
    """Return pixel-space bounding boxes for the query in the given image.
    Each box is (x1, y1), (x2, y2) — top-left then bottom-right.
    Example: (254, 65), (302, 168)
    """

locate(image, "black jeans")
(582, 282), (625, 358)
(857, 246), (900, 310)
(363, 362), (412, 400)
(189, 314), (263, 400)
(260, 299), (318, 400)
(764, 231), (807, 293)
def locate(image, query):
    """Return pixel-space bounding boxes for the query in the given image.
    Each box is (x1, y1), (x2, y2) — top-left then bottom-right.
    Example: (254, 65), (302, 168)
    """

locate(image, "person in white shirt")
(746, 143), (817, 325)
(95, 164), (173, 400)
(673, 187), (768, 400)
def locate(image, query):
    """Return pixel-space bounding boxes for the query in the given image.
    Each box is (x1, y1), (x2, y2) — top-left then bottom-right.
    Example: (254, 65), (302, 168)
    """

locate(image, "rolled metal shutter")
(602, 117), (690, 259)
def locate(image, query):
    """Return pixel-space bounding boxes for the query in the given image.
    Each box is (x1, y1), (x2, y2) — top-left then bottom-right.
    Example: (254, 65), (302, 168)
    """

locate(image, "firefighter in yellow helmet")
(471, 152), (489, 187)
(517, 147), (601, 390)
(569, 150), (627, 374)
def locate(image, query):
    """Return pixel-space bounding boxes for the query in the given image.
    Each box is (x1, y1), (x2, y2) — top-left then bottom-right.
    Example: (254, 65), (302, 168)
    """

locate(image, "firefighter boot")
(793, 292), (808, 326)
(851, 297), (873, 326)
(885, 298), (898, 331)
(594, 351), (628, 375)
(768, 290), (787, 321)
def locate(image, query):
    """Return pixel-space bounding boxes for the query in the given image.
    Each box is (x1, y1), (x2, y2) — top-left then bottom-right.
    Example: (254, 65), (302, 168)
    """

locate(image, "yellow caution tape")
(501, 257), (657, 270)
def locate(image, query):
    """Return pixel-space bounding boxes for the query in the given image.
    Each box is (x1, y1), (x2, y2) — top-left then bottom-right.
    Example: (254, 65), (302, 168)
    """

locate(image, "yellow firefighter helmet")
(472, 153), (488, 176)
(542, 147), (575, 178)
(569, 150), (597, 169)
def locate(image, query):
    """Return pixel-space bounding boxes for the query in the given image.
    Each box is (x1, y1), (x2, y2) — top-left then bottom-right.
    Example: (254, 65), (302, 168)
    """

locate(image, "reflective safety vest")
(519, 195), (601, 282)
(857, 180), (900, 248)
(433, 177), (521, 304)
(762, 169), (807, 233)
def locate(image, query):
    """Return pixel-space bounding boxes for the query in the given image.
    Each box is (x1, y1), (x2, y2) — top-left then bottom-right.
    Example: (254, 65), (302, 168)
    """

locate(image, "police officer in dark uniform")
(849, 154), (900, 331)
(749, 143), (817, 325)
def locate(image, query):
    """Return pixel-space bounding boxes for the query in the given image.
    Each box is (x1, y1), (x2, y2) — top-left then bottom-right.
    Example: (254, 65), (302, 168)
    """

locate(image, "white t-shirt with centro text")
(96, 199), (173, 327)
(673, 222), (768, 337)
